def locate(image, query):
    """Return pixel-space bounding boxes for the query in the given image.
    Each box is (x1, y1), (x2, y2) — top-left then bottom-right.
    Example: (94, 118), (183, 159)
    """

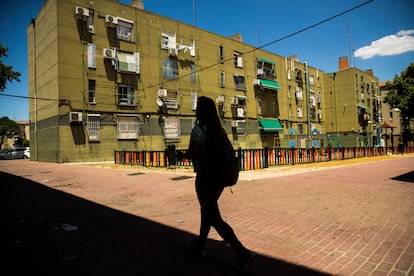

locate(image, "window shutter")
(87, 43), (96, 69)
(134, 52), (140, 74)
(190, 39), (195, 56)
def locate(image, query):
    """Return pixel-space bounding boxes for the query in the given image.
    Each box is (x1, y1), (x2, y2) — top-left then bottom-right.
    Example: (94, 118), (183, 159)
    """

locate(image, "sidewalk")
(2, 155), (414, 275)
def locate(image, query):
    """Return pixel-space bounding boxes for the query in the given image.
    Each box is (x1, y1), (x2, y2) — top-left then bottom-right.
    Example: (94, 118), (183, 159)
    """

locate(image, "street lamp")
(393, 108), (403, 153)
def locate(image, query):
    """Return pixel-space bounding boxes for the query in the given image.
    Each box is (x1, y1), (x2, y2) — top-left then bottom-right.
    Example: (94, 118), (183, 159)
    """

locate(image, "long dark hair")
(196, 96), (226, 138)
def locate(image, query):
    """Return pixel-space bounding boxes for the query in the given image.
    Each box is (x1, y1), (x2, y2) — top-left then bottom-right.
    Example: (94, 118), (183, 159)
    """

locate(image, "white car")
(0, 147), (30, 160)
(24, 147), (30, 159)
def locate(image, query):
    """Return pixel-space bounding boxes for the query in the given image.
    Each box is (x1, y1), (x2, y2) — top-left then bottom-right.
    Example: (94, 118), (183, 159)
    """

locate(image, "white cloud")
(354, 29), (414, 60)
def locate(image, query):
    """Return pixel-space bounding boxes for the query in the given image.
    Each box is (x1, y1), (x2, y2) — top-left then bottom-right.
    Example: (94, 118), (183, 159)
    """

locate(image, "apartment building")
(323, 57), (379, 147)
(27, 0), (376, 162)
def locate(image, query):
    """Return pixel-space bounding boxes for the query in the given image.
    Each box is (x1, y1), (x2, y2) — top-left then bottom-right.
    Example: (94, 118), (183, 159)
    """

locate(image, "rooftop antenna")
(193, 0), (196, 26)
(257, 24), (261, 47)
(347, 20), (352, 67)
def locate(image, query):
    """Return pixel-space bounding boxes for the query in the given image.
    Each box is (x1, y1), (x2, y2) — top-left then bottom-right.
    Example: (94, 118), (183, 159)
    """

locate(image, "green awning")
(357, 105), (367, 109)
(260, 79), (282, 90)
(117, 51), (139, 73)
(258, 119), (283, 132)
(257, 57), (275, 65)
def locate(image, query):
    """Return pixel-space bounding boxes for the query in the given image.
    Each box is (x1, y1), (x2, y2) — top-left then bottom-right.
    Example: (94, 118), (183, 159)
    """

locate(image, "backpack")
(204, 129), (240, 187)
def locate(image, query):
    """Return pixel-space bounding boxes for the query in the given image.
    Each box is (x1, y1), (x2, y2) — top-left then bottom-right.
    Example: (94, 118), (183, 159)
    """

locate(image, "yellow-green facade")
(28, 0), (379, 162)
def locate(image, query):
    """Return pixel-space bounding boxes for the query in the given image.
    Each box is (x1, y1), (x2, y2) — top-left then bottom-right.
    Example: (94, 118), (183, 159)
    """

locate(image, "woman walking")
(186, 96), (255, 271)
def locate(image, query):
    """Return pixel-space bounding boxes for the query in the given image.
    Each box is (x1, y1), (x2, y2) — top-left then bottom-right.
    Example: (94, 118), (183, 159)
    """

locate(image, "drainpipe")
(304, 62), (311, 148)
(31, 18), (38, 161)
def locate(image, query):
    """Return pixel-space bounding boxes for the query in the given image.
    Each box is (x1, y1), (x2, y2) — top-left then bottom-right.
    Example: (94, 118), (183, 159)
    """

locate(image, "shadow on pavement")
(2, 171), (328, 275)
(392, 170), (414, 183)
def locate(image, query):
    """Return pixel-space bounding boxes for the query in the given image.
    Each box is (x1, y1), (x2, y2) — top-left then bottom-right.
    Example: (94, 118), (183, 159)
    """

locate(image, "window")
(87, 43), (96, 68)
(87, 9), (94, 33)
(190, 63), (196, 83)
(295, 69), (303, 84)
(297, 106), (303, 118)
(233, 74), (246, 91)
(310, 106), (316, 120)
(118, 84), (135, 106)
(298, 124), (304, 134)
(295, 87), (303, 100)
(117, 115), (139, 139)
(256, 58), (275, 79)
(87, 114), (100, 141)
(236, 120), (246, 136)
(309, 74), (314, 85)
(117, 18), (133, 41)
(309, 91), (315, 107)
(191, 91), (197, 110)
(88, 79), (96, 104)
(163, 58), (178, 80)
(234, 51), (243, 68)
(162, 89), (179, 109)
(288, 104), (292, 117)
(117, 51), (139, 74)
(219, 45), (224, 64)
(163, 117), (180, 139)
(161, 31), (176, 50)
(220, 71), (225, 88)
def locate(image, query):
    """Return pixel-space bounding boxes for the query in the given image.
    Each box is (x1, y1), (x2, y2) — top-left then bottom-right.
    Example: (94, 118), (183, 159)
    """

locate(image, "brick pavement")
(2, 155), (414, 275)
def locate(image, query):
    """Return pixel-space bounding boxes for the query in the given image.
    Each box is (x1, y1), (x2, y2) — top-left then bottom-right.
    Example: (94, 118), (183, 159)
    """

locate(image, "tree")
(0, 116), (20, 150)
(384, 63), (414, 144)
(0, 43), (21, 92)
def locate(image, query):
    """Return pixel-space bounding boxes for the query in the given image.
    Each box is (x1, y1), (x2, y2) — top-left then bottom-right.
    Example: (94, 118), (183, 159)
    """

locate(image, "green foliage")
(0, 116), (20, 149)
(0, 43), (21, 92)
(384, 63), (414, 144)
(15, 137), (29, 147)
(0, 116), (19, 137)
(384, 63), (414, 119)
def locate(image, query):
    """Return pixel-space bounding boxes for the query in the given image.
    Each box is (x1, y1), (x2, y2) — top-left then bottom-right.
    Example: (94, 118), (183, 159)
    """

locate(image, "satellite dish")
(156, 98), (164, 107)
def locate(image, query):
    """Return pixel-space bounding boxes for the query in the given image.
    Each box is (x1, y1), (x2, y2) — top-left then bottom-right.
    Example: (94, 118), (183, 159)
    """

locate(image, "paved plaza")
(2, 155), (414, 275)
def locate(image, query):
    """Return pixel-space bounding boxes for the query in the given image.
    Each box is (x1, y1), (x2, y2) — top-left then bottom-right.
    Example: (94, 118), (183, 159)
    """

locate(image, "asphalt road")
(2, 156), (414, 275)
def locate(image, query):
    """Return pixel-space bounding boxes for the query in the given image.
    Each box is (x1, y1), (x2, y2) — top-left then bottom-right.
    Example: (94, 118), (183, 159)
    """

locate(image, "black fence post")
(166, 144), (176, 167)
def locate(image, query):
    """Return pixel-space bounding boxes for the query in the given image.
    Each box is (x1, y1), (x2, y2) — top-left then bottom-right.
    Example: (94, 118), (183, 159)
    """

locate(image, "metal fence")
(115, 146), (413, 171)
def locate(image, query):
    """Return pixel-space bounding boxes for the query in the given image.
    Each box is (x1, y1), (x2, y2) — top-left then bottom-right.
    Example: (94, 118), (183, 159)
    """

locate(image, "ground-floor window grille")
(117, 115), (139, 139)
(87, 114), (100, 141)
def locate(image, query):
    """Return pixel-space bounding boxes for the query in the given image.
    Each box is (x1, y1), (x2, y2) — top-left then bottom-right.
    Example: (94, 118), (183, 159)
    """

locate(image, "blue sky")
(0, 0), (413, 121)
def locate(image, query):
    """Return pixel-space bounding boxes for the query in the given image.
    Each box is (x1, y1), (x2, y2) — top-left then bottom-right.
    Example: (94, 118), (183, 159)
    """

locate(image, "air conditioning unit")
(75, 6), (89, 17)
(105, 15), (118, 25)
(169, 47), (178, 56)
(230, 98), (239, 105)
(157, 89), (168, 98)
(216, 95), (224, 103)
(103, 48), (116, 59)
(88, 25), (95, 34)
(69, 112), (83, 123)
(231, 120), (239, 127)
(253, 79), (261, 86)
